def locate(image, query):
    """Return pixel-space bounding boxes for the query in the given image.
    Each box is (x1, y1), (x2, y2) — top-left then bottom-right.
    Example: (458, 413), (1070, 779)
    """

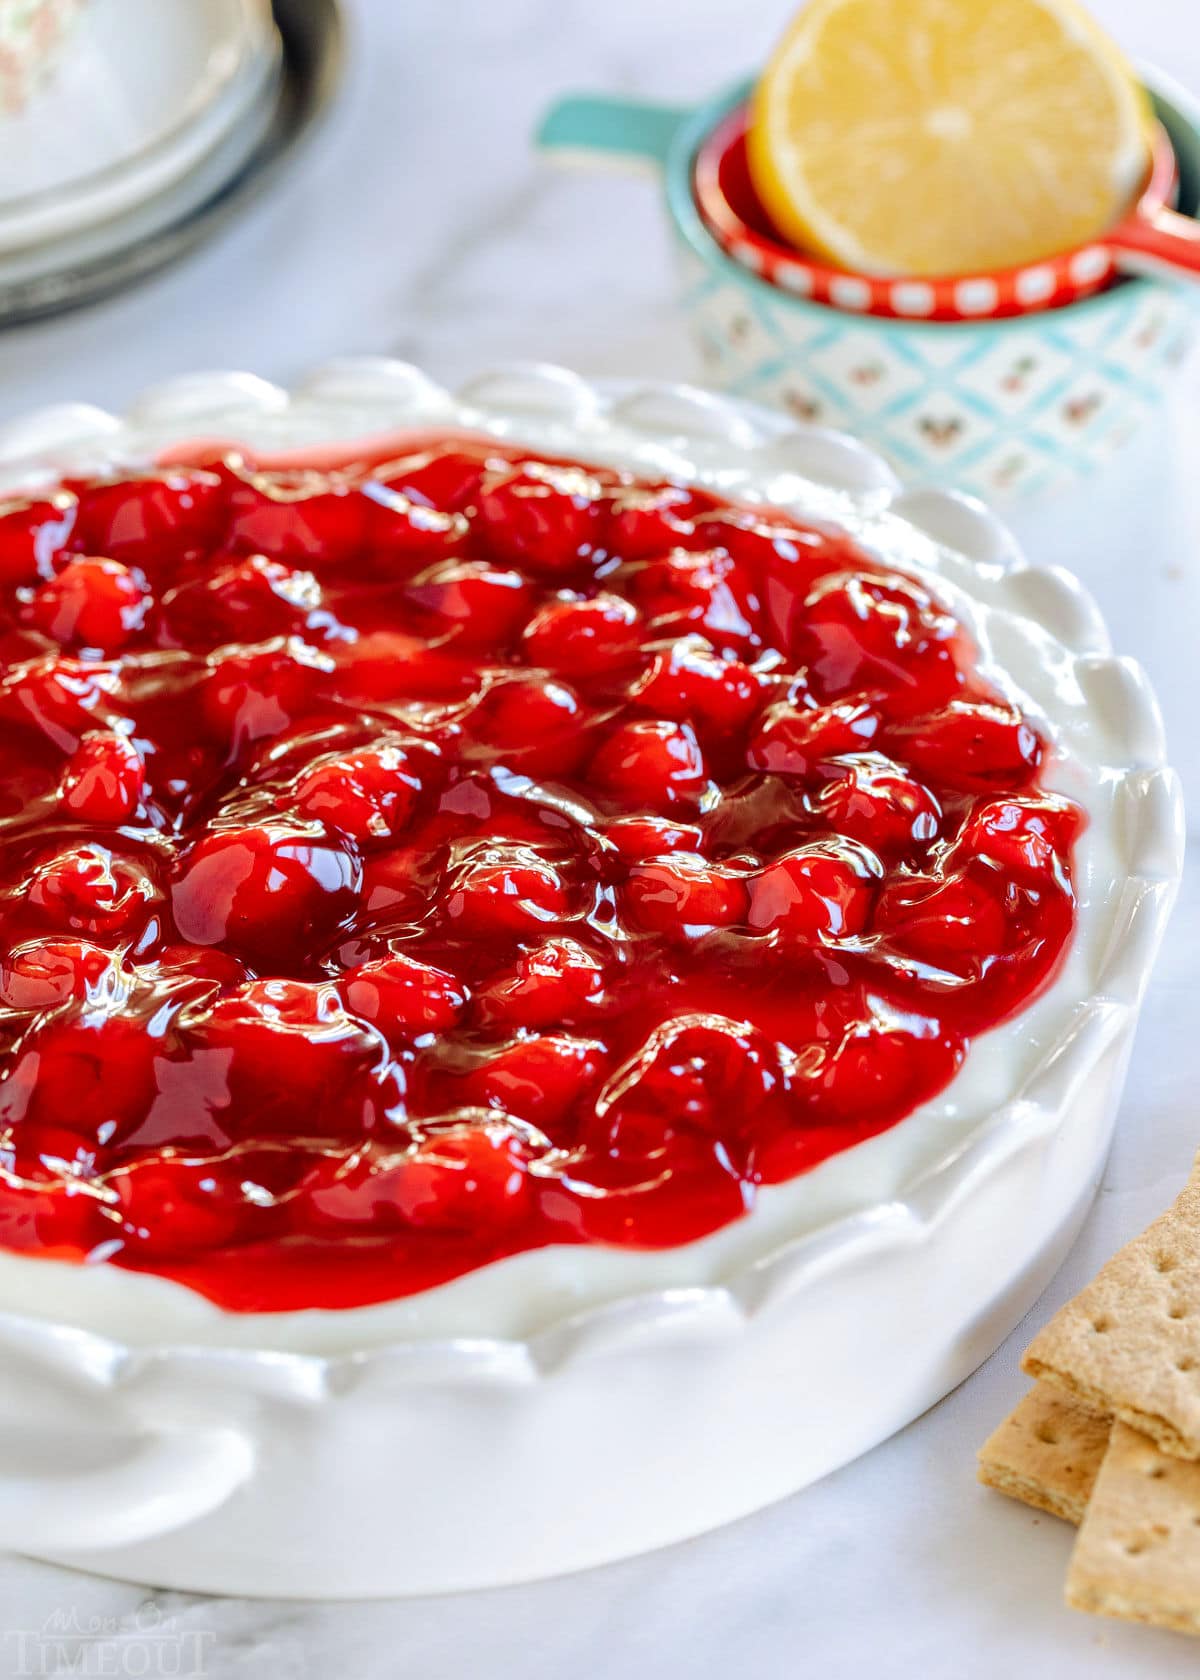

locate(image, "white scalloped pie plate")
(0, 361), (1183, 1597)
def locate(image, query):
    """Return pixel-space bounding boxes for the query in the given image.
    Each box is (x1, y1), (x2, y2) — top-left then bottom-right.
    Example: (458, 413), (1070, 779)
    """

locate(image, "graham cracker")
(1066, 1421), (1200, 1637)
(977, 1382), (1111, 1525)
(1023, 1163), (1200, 1461)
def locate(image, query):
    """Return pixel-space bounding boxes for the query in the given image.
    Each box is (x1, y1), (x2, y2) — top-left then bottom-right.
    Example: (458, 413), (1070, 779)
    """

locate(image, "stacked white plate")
(0, 0), (282, 303)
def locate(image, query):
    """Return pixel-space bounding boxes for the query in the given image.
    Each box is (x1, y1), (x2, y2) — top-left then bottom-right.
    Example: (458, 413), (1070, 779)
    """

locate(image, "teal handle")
(535, 93), (689, 172)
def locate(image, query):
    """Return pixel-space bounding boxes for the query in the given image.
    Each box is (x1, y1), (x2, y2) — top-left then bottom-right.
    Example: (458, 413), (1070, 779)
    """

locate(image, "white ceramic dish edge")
(0, 0), (278, 253)
(0, 360), (1183, 1596)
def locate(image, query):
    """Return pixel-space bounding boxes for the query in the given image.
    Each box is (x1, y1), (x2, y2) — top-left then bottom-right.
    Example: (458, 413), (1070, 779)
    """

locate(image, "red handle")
(1109, 205), (1200, 281)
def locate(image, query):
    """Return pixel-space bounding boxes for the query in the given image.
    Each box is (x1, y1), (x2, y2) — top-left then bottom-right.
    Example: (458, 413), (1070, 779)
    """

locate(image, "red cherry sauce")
(0, 436), (1082, 1310)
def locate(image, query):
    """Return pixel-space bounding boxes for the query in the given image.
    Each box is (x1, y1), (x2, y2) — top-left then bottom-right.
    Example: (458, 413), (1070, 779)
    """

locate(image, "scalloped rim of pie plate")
(0, 359), (1183, 1371)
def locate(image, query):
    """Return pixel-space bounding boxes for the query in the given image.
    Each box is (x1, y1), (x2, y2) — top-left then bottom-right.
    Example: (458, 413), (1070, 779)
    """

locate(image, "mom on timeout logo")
(4, 1600), (216, 1677)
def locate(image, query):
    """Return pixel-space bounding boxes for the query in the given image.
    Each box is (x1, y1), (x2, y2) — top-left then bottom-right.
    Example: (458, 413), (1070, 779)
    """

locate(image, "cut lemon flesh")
(747, 0), (1153, 276)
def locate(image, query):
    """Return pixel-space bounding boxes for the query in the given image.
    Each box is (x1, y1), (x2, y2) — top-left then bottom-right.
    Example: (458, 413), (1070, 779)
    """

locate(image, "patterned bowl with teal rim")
(537, 69), (1200, 502)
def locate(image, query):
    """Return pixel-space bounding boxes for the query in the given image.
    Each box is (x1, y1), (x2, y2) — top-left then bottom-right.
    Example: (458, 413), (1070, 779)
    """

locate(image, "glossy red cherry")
(172, 825), (361, 966)
(603, 815), (704, 860)
(0, 939), (119, 1010)
(547, 1134), (753, 1248)
(630, 639), (760, 735)
(224, 464), (369, 563)
(747, 698), (881, 776)
(299, 1122), (534, 1235)
(588, 1014), (779, 1155)
(475, 938), (603, 1027)
(107, 1153), (289, 1258)
(625, 854), (749, 933)
(60, 730), (144, 823)
(198, 979), (384, 1120)
(873, 868), (1011, 973)
(792, 571), (965, 712)
(813, 754), (941, 853)
(605, 482), (719, 557)
(160, 553), (321, 648)
(470, 675), (588, 777)
(363, 446), (486, 517)
(887, 700), (1043, 792)
(0, 1124), (104, 1254)
(695, 508), (839, 581)
(458, 1033), (607, 1126)
(747, 840), (879, 941)
(294, 741), (426, 843)
(2, 1012), (160, 1136)
(441, 843), (569, 936)
(405, 558), (533, 647)
(782, 991), (965, 1127)
(329, 629), (477, 702)
(476, 460), (605, 577)
(0, 493), (75, 586)
(589, 718), (708, 806)
(292, 1142), (406, 1234)
(27, 556), (150, 653)
(631, 548), (757, 645)
(359, 847), (433, 922)
(0, 656), (118, 754)
(73, 469), (225, 567)
(521, 594), (642, 674)
(393, 1120), (535, 1231)
(201, 640), (329, 748)
(27, 844), (155, 936)
(149, 943), (249, 991)
(363, 491), (470, 558)
(955, 795), (1084, 877)
(344, 953), (468, 1036)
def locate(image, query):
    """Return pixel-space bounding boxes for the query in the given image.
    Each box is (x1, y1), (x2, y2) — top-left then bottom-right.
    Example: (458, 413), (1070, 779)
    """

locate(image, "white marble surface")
(0, 0), (1198, 1674)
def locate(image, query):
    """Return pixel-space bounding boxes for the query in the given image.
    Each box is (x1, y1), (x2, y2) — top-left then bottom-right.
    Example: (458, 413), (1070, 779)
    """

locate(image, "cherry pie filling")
(0, 436), (1082, 1311)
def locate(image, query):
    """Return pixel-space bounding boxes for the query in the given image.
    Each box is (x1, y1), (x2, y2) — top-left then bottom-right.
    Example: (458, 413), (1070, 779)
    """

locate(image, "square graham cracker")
(978, 1382), (1111, 1525)
(1023, 1164), (1200, 1462)
(1067, 1421), (1200, 1637)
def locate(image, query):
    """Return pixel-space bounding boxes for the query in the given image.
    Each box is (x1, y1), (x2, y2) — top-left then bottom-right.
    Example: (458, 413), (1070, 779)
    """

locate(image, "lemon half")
(747, 0), (1153, 276)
